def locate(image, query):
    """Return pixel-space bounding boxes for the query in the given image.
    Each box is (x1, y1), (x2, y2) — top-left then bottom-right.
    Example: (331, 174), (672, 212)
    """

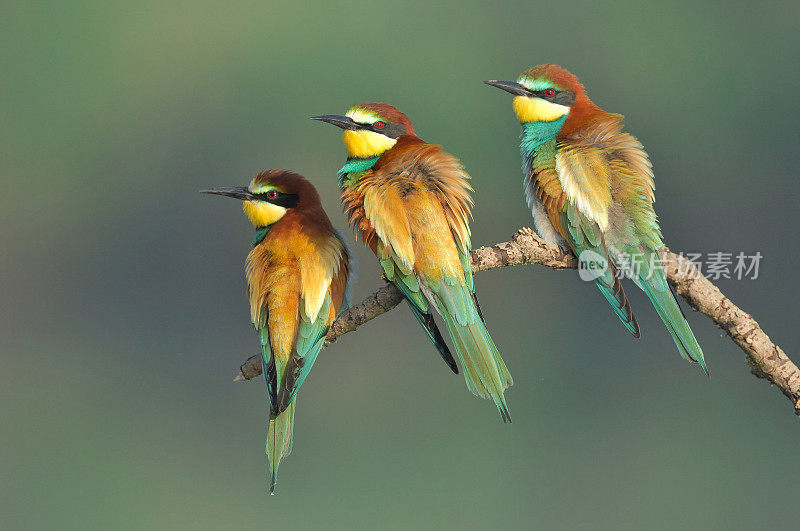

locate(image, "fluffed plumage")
(316, 103), (513, 421)
(204, 169), (351, 493)
(488, 64), (705, 372)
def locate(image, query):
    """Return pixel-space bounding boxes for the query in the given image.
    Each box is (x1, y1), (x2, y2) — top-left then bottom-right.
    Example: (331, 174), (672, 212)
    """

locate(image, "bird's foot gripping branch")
(235, 228), (800, 417)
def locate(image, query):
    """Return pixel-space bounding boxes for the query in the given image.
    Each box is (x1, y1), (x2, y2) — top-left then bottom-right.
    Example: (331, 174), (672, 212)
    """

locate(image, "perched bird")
(312, 103), (513, 421)
(485, 64), (706, 372)
(202, 169), (352, 493)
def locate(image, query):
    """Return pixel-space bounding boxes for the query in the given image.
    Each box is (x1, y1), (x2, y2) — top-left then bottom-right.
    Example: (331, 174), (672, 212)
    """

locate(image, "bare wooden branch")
(234, 228), (800, 417)
(658, 249), (800, 414)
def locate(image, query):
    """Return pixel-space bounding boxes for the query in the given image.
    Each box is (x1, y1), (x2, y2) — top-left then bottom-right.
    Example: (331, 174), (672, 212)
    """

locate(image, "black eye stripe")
(359, 121), (406, 139)
(253, 191), (299, 208)
(253, 191), (278, 200)
(530, 89), (576, 106)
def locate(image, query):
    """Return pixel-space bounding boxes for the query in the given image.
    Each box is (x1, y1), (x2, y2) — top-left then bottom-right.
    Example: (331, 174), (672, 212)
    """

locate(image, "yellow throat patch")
(343, 130), (397, 159)
(513, 96), (569, 123)
(243, 200), (287, 227)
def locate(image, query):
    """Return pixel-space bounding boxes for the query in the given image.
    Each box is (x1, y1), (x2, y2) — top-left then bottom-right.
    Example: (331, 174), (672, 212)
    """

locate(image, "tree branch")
(234, 228), (800, 417)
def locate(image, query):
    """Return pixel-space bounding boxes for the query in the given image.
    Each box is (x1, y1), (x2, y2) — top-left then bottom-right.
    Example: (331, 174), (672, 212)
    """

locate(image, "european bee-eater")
(486, 64), (706, 372)
(312, 103), (513, 421)
(202, 169), (352, 493)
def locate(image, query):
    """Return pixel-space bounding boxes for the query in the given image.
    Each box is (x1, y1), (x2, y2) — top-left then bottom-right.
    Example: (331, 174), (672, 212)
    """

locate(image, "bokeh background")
(2, 1), (799, 529)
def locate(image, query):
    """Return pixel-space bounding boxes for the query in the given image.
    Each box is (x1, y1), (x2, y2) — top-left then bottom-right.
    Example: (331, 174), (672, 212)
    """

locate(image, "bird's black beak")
(484, 80), (531, 97)
(199, 187), (255, 201)
(310, 114), (360, 130)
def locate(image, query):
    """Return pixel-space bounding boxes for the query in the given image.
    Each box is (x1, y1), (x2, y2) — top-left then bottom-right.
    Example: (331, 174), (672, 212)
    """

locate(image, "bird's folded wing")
(554, 144), (613, 231)
(550, 123), (662, 254)
(275, 292), (332, 412)
(355, 142), (477, 308)
(275, 236), (350, 412)
(531, 138), (639, 336)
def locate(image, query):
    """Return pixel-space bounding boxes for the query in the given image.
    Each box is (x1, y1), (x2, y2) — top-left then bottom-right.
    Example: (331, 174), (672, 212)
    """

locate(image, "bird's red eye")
(374, 121), (385, 129)
(267, 190), (278, 199)
(544, 89), (555, 97)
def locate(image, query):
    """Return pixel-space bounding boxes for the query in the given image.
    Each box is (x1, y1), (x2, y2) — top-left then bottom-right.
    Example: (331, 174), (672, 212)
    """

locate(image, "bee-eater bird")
(311, 103), (513, 421)
(485, 64), (706, 373)
(202, 169), (352, 493)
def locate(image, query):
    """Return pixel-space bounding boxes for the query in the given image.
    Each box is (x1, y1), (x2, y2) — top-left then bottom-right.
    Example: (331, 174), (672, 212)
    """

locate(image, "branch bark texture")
(234, 228), (800, 417)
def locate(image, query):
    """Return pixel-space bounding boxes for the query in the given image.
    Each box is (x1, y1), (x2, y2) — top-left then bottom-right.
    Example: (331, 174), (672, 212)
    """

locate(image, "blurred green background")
(2, 1), (799, 529)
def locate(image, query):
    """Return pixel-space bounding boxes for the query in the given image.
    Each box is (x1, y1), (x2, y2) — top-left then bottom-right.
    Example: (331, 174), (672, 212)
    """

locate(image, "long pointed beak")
(484, 79), (531, 97)
(310, 114), (360, 130)
(199, 187), (255, 201)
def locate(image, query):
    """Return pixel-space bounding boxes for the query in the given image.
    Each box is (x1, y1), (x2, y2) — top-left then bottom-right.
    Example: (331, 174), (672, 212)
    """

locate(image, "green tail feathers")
(437, 284), (513, 422)
(593, 266), (640, 338)
(406, 300), (459, 374)
(267, 400), (296, 494)
(637, 270), (707, 374)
